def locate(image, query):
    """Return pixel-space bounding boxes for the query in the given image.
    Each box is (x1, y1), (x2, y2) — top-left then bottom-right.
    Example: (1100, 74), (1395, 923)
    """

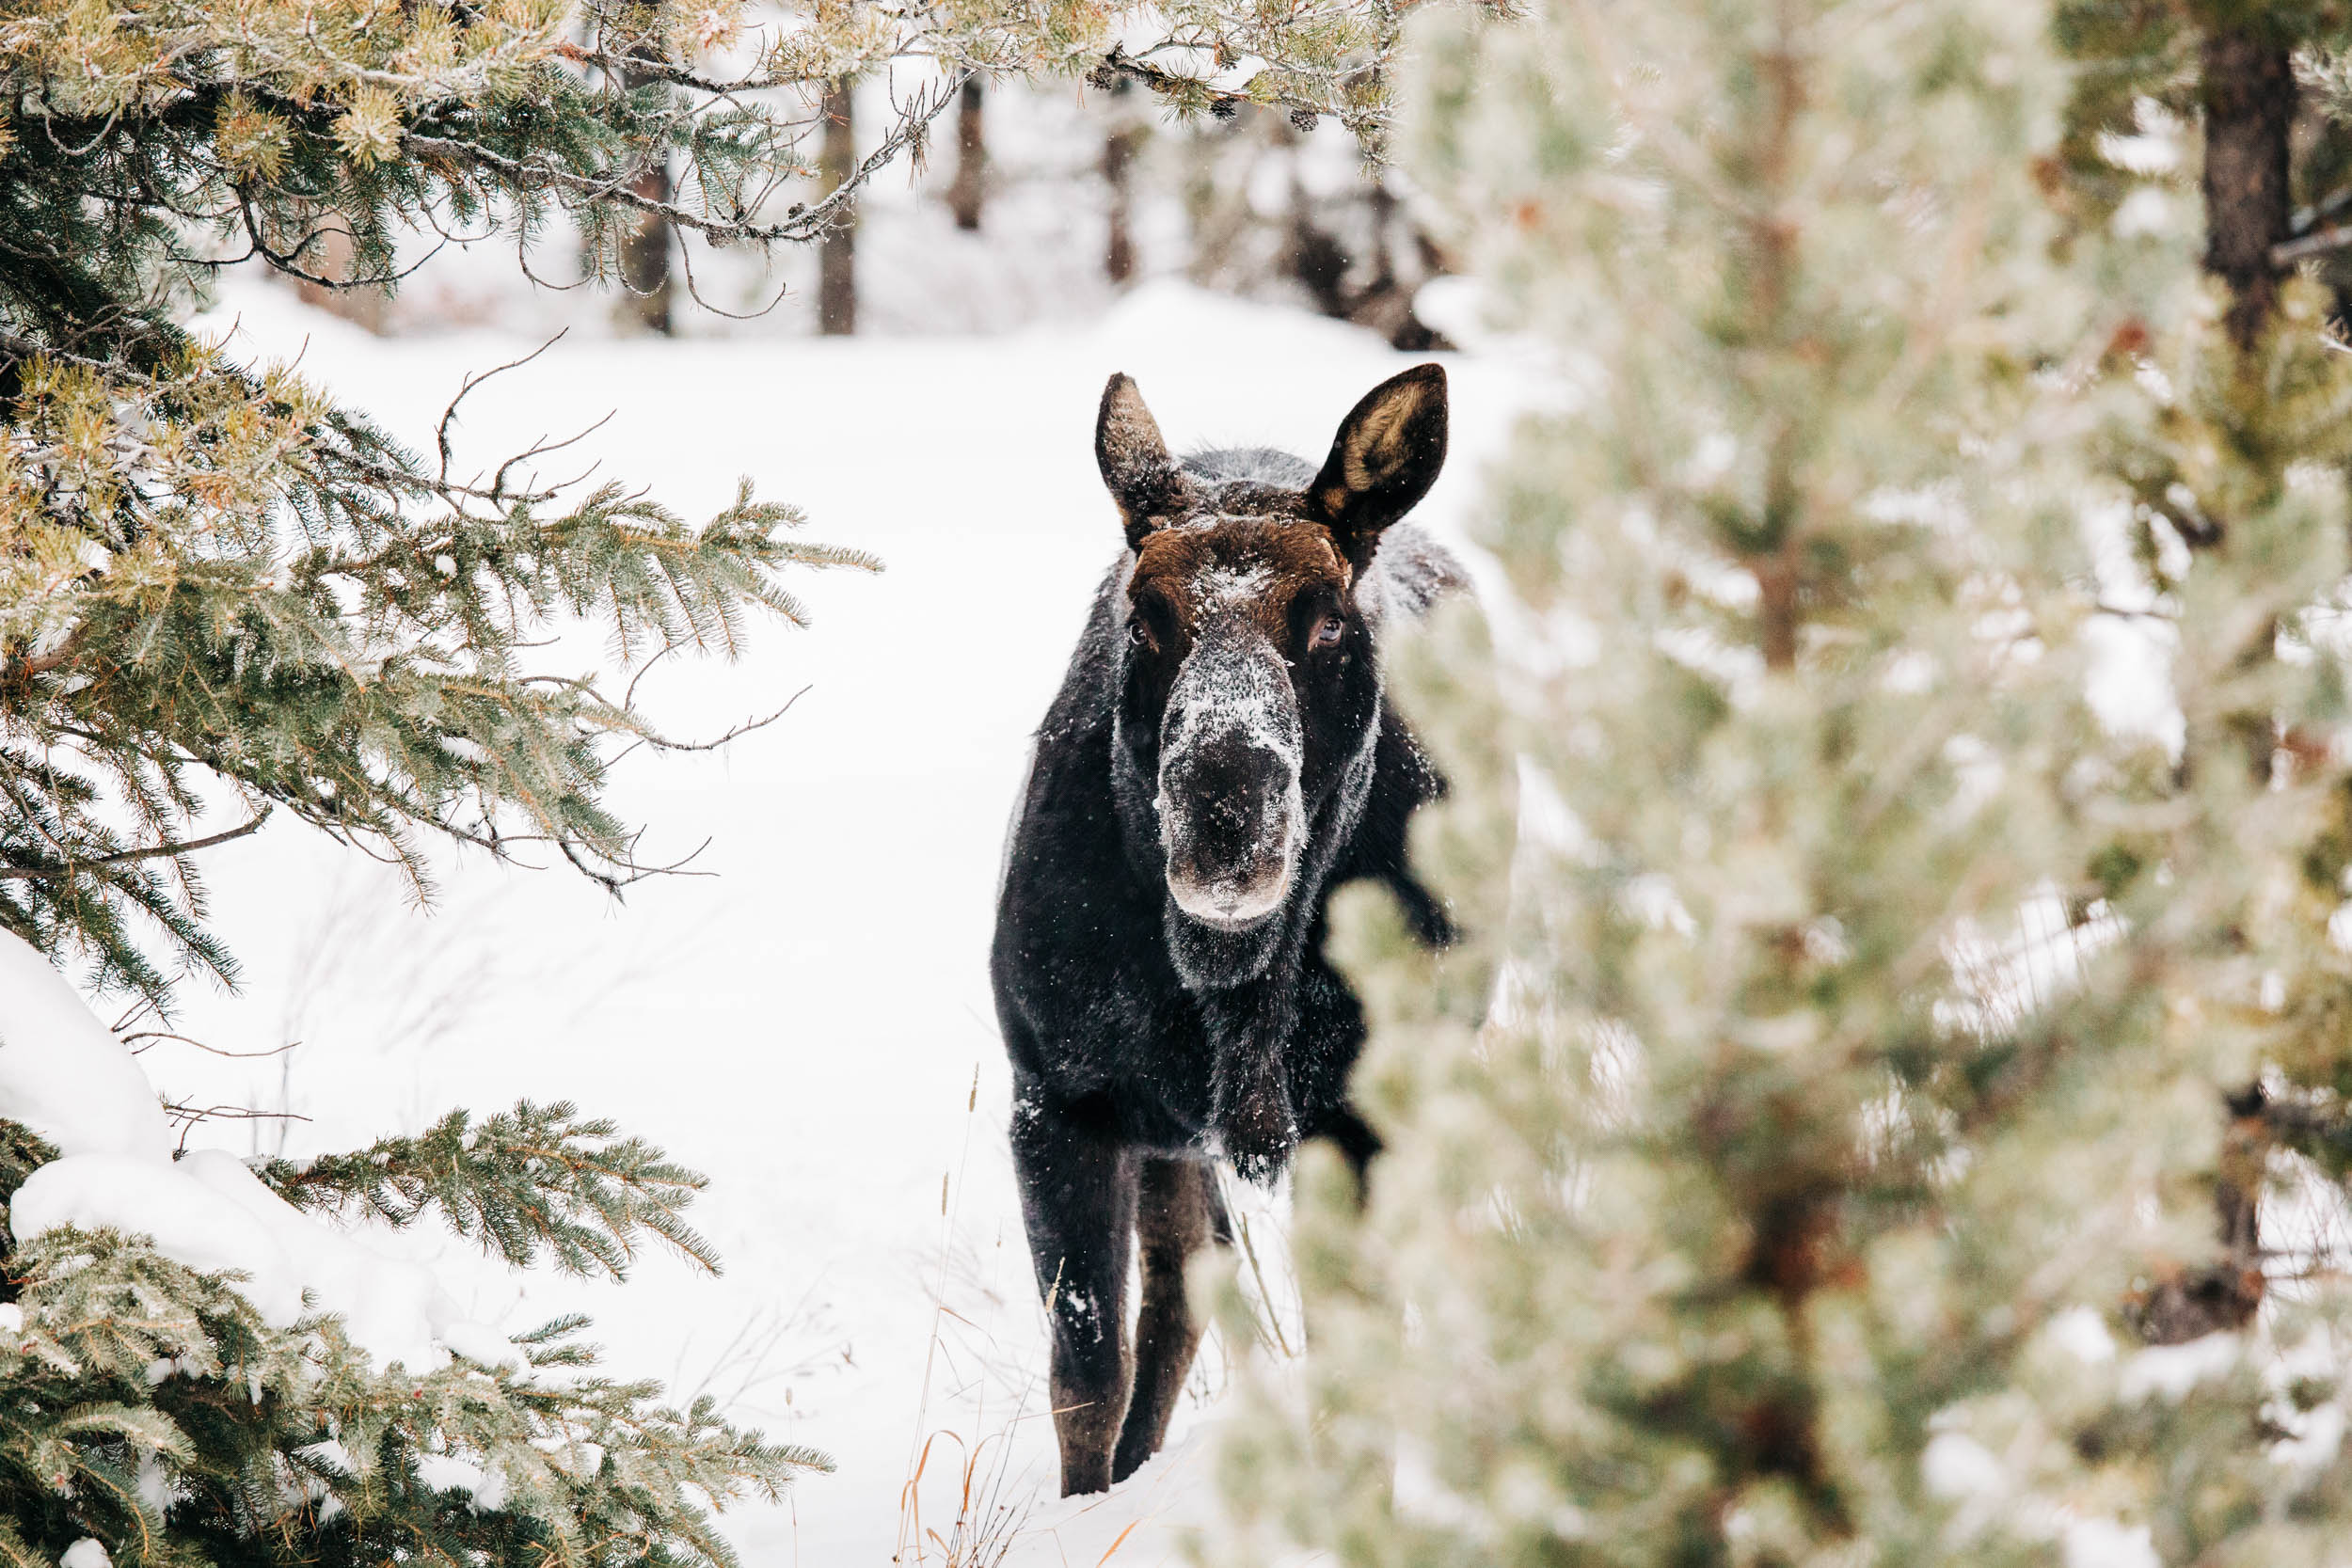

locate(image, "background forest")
(17, 0), (2352, 1564)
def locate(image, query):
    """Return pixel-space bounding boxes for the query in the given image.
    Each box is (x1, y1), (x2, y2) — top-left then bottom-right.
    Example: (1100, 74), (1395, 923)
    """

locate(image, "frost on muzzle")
(1154, 624), (1306, 929)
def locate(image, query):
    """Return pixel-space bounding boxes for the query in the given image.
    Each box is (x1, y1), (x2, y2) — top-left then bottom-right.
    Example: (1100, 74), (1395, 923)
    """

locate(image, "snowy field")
(120, 275), (1531, 1563)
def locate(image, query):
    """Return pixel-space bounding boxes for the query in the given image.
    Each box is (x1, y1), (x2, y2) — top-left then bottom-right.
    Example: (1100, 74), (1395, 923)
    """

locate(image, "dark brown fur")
(1127, 518), (1351, 655)
(995, 365), (1456, 1495)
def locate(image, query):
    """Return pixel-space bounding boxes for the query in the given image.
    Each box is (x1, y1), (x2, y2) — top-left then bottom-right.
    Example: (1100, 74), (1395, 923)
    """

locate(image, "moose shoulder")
(990, 365), (1465, 1496)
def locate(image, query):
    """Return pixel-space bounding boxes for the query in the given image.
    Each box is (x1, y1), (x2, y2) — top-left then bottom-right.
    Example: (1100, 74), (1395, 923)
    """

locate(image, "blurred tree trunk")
(2201, 30), (2294, 352)
(615, 63), (674, 335)
(948, 77), (985, 231)
(293, 226), (389, 333)
(819, 80), (857, 335)
(2135, 24), (2295, 1349)
(1104, 123), (1140, 284)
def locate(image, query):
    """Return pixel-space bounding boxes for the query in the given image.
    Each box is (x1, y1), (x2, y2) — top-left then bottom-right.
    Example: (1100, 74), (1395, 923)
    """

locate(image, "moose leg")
(1313, 1103), (1382, 1197)
(1110, 1157), (1223, 1482)
(1291, 952), (1381, 1199)
(1010, 1093), (1137, 1496)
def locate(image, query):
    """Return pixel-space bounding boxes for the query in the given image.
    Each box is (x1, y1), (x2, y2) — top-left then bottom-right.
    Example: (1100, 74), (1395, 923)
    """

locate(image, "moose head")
(1095, 365), (1449, 970)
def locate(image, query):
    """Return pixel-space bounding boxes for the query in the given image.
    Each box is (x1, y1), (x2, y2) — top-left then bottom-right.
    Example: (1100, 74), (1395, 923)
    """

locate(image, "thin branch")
(2274, 222), (2352, 267)
(123, 1029), (299, 1059)
(0, 625), (93, 683)
(0, 809), (273, 880)
(166, 1101), (310, 1155)
(1089, 46), (1280, 118)
(2093, 599), (2179, 623)
(489, 410), (613, 505)
(438, 329), (570, 483)
(557, 830), (715, 894)
(232, 192), (444, 290)
(399, 71), (961, 249)
(609, 685), (809, 766)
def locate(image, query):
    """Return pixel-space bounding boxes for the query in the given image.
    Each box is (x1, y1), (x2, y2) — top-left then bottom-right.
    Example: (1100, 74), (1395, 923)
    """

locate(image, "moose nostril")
(1163, 733), (1292, 877)
(1168, 736), (1281, 810)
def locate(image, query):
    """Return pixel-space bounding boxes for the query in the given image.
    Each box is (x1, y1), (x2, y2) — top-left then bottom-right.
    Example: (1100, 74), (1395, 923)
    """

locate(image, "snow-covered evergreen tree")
(1214, 0), (2352, 1561)
(0, 930), (833, 1566)
(0, 0), (1474, 1559)
(0, 0), (1455, 1001)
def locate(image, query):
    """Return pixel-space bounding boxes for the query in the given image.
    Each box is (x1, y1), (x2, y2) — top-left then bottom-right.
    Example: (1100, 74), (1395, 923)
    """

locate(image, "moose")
(990, 363), (1465, 1495)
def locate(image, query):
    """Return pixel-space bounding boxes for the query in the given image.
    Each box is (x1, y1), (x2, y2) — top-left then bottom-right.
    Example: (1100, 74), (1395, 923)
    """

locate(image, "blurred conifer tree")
(1214, 1), (2352, 1561)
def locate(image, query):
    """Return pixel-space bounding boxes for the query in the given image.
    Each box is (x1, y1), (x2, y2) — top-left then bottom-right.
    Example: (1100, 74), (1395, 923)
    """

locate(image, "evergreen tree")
(0, 1099), (833, 1568)
(0, 0), (1440, 1003)
(2050, 0), (2352, 1350)
(1214, 0), (2352, 1562)
(0, 0), (1455, 1562)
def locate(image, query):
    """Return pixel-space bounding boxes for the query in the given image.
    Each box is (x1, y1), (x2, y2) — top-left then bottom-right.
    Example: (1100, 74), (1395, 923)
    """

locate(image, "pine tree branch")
(0, 811), (272, 879)
(254, 1101), (721, 1279)
(0, 1226), (827, 1565)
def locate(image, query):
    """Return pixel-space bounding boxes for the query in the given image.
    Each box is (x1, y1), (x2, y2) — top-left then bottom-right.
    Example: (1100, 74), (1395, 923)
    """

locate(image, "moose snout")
(1158, 728), (1302, 929)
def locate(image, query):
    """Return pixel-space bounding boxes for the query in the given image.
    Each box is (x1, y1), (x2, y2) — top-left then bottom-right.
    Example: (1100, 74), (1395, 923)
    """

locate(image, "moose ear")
(1096, 373), (1193, 550)
(1308, 363), (1448, 562)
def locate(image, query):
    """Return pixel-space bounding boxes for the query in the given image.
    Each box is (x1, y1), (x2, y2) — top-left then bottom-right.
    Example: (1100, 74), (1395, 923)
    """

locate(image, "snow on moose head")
(1096, 363), (1448, 945)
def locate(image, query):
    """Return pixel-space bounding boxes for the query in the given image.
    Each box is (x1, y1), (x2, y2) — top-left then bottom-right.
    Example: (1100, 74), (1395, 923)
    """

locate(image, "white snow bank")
(15, 1152), (303, 1321)
(0, 930), (505, 1370)
(0, 930), (171, 1157)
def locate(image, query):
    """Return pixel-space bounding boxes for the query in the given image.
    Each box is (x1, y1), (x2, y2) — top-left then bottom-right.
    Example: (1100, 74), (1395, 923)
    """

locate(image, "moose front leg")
(1009, 1089), (1138, 1495)
(1110, 1156), (1224, 1482)
(1291, 950), (1380, 1196)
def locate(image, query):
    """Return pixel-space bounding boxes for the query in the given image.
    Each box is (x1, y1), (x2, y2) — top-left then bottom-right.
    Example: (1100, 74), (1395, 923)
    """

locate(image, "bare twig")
(123, 1029), (300, 1060)
(165, 1101), (311, 1155)
(437, 329), (570, 483)
(2273, 223), (2352, 268)
(610, 686), (809, 766)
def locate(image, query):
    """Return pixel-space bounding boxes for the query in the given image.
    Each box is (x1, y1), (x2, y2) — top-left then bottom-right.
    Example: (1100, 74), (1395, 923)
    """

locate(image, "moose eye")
(1311, 615), (1345, 648)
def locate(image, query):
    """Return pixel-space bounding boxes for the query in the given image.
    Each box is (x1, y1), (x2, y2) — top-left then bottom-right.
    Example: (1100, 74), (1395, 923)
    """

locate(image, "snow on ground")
(0, 926), (505, 1372)
(126, 274), (1532, 1564)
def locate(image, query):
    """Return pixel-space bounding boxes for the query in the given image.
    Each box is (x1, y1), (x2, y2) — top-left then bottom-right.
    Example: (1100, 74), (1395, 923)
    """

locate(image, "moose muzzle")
(1155, 629), (1305, 930)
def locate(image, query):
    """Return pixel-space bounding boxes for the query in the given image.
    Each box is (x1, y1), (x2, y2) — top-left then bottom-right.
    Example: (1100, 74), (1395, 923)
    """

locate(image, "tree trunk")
(616, 66), (674, 335)
(2201, 30), (2295, 352)
(818, 81), (857, 336)
(948, 77), (985, 232)
(1104, 85), (1140, 285)
(2136, 27), (2297, 1349)
(618, 166), (675, 334)
(293, 226), (389, 334)
(1104, 131), (1141, 283)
